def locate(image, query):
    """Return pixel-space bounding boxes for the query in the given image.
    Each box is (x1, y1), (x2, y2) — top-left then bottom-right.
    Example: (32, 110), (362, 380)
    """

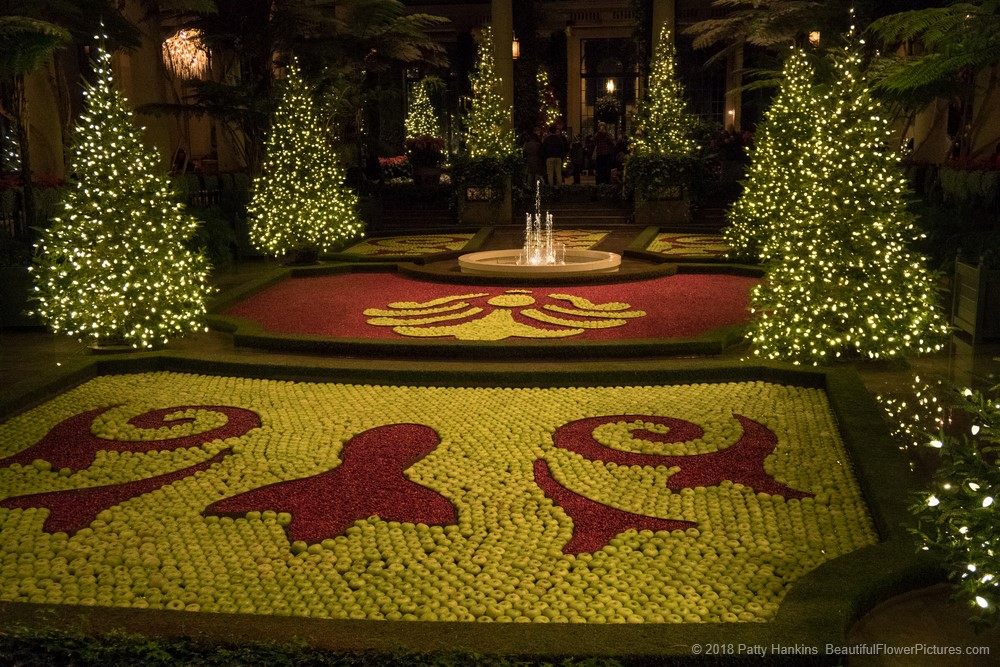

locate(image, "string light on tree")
(914, 383), (1000, 625)
(630, 25), (697, 158)
(32, 35), (212, 349)
(248, 58), (363, 259)
(405, 79), (439, 139)
(463, 26), (516, 159)
(725, 49), (818, 262)
(536, 68), (560, 127)
(747, 47), (949, 365)
(1, 126), (21, 172)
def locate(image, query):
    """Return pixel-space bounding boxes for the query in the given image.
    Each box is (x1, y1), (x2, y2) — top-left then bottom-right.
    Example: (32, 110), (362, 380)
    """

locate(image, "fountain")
(458, 181), (621, 276)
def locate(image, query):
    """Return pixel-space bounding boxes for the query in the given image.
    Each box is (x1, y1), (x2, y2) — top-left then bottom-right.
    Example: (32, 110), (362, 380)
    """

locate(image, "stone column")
(725, 44), (744, 131)
(651, 0), (676, 40)
(566, 28), (581, 137)
(492, 0), (515, 126)
(23, 63), (66, 180)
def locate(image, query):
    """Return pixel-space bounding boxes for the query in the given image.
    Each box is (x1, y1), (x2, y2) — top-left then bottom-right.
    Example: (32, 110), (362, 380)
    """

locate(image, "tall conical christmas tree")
(405, 78), (439, 139)
(725, 49), (818, 261)
(32, 37), (211, 349)
(463, 26), (516, 158)
(630, 26), (696, 158)
(537, 68), (560, 127)
(248, 59), (363, 258)
(748, 49), (949, 364)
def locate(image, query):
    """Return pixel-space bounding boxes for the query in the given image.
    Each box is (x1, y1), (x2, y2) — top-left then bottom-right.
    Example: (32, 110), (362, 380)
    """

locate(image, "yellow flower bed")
(342, 234), (474, 256)
(0, 373), (876, 623)
(647, 234), (731, 257)
(551, 229), (609, 249)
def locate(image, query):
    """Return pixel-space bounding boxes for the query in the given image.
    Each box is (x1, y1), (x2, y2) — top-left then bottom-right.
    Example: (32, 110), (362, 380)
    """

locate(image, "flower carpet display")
(647, 234), (731, 259)
(341, 234), (475, 257)
(0, 372), (877, 623)
(551, 229), (610, 250)
(223, 272), (758, 341)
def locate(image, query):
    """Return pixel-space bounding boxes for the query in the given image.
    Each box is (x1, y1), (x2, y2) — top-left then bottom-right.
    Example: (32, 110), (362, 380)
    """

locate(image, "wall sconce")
(808, 31), (821, 46)
(512, 33), (520, 60)
(606, 79), (615, 94)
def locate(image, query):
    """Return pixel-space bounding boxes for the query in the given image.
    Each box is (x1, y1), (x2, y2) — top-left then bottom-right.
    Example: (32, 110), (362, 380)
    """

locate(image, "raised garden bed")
(0, 355), (932, 664)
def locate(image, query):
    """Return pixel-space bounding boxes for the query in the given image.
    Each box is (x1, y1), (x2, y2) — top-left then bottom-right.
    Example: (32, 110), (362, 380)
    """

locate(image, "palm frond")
(0, 16), (71, 77)
(868, 4), (984, 46)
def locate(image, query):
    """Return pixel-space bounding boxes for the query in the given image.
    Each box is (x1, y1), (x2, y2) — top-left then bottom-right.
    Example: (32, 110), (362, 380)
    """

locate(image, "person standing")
(569, 134), (584, 184)
(542, 124), (569, 185)
(522, 130), (544, 188)
(592, 122), (615, 185)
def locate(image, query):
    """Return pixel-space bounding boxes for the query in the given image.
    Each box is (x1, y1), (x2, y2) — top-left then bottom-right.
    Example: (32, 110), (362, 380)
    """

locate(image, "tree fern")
(868, 1), (1000, 97)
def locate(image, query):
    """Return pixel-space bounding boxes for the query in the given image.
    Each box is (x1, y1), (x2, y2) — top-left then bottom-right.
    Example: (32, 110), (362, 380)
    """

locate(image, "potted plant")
(405, 135), (446, 186)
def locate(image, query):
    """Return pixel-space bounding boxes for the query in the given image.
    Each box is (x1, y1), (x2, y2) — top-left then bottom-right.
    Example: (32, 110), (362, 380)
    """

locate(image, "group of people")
(521, 122), (625, 187)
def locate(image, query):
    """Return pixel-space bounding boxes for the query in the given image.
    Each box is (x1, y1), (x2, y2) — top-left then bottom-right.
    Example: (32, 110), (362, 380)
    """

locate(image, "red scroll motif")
(0, 405), (261, 471)
(205, 424), (457, 544)
(0, 449), (231, 534)
(551, 414), (811, 498)
(538, 414), (812, 552)
(534, 459), (694, 554)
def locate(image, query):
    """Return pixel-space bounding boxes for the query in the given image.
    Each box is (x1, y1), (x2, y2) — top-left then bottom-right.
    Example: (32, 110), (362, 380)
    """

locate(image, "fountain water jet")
(459, 181), (621, 276)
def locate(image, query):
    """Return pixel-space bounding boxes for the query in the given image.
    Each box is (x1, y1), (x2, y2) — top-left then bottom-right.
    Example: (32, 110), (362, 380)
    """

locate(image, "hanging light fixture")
(606, 79), (616, 94)
(162, 29), (210, 80)
(512, 32), (520, 60)
(808, 31), (821, 46)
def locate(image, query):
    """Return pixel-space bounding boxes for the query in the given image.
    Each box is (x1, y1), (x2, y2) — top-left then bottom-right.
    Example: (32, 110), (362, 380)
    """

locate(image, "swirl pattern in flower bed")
(647, 234), (731, 258)
(0, 373), (876, 623)
(551, 229), (609, 249)
(341, 234), (474, 257)
(225, 272), (757, 341)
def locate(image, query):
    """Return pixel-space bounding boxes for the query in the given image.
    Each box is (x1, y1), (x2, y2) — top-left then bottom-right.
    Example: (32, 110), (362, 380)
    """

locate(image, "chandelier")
(162, 29), (210, 80)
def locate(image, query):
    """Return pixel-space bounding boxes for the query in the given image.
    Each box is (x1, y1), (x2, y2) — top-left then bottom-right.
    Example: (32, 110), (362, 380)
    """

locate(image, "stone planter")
(952, 259), (1000, 342)
(459, 177), (512, 226)
(634, 184), (690, 226)
(412, 166), (442, 187)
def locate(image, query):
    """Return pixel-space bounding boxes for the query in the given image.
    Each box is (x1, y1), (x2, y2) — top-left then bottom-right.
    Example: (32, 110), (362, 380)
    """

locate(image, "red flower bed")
(224, 273), (758, 341)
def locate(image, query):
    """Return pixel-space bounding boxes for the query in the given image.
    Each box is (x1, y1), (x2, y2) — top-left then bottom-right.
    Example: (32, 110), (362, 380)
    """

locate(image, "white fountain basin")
(458, 249), (621, 275)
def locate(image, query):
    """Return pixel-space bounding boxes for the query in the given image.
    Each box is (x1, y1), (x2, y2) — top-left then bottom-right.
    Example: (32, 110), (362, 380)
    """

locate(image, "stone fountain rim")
(457, 248), (622, 276)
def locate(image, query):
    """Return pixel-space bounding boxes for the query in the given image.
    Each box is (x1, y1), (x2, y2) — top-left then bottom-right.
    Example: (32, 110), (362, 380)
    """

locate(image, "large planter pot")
(0, 266), (42, 328)
(412, 166), (442, 187)
(634, 184), (690, 226)
(952, 259), (1000, 342)
(459, 177), (512, 226)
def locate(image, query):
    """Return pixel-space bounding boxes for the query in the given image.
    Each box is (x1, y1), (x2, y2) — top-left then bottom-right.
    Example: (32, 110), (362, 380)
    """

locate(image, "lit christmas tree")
(463, 26), (516, 158)
(1, 125), (20, 172)
(915, 383), (1000, 625)
(725, 49), (818, 262)
(536, 68), (560, 127)
(32, 37), (211, 349)
(248, 59), (363, 258)
(405, 78), (439, 139)
(748, 49), (949, 364)
(630, 25), (696, 158)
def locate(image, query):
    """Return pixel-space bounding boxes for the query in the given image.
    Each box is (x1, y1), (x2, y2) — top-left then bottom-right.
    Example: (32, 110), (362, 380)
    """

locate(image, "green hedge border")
(204, 263), (751, 359)
(623, 227), (764, 274)
(0, 354), (938, 665)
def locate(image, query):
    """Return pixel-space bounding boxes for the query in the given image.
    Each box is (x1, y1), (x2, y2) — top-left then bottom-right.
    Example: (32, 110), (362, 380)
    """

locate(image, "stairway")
(519, 201), (634, 229)
(364, 197), (456, 233)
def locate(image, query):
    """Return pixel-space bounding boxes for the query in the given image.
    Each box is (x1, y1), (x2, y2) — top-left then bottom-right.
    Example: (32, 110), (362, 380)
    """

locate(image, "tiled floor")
(1, 234), (999, 664)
